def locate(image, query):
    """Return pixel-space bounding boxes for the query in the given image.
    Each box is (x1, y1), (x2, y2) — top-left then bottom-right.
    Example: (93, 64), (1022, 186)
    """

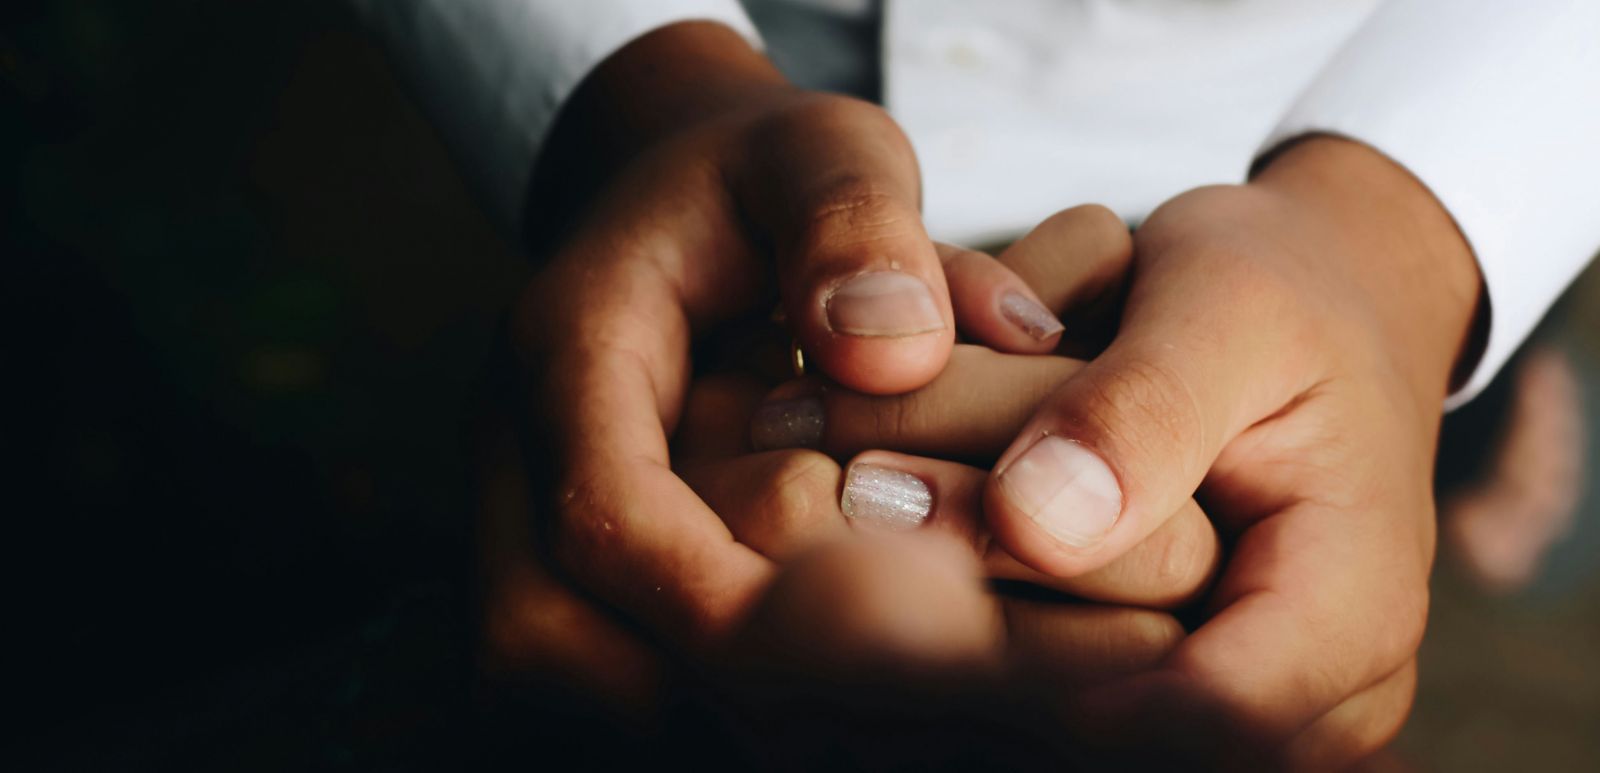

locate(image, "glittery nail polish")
(841, 463), (932, 531)
(751, 396), (824, 451)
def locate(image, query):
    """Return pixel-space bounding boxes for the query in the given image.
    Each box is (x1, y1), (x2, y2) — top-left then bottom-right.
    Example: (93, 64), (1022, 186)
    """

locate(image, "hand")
(506, 16), (1094, 665)
(472, 361), (1207, 751)
(759, 138), (1483, 767)
(508, 20), (963, 654)
(622, 367), (1214, 767)
(673, 370), (1219, 609)
(478, 193), (1189, 731)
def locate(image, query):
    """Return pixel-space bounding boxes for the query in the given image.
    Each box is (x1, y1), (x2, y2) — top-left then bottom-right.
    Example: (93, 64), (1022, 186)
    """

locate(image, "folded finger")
(682, 369), (1217, 609)
(1284, 660), (1417, 771)
(1001, 598), (1185, 686)
(680, 450), (850, 562)
(995, 205), (1132, 358)
(836, 451), (1219, 608)
(1070, 496), (1431, 758)
(752, 345), (1082, 460)
(475, 399), (663, 713)
(519, 263), (772, 650)
(1158, 499), (1430, 738)
(938, 241), (1062, 353)
(988, 495), (1219, 609)
(732, 530), (1003, 676)
(855, 452), (1218, 608)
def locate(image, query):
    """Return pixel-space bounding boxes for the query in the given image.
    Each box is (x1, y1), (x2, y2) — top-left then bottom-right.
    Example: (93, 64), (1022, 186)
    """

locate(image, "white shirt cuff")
(354, 0), (761, 239)
(1258, 0), (1600, 409)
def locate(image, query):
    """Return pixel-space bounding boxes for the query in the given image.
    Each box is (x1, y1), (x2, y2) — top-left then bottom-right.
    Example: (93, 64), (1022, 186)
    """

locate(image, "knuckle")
(1149, 517), (1215, 604)
(1046, 204), (1132, 246)
(1044, 204), (1133, 264)
(1119, 609), (1187, 664)
(935, 243), (994, 283)
(1294, 669), (1417, 771)
(1347, 558), (1430, 674)
(1356, 682), (1416, 761)
(801, 184), (916, 259)
(1062, 608), (1189, 676)
(1378, 585), (1430, 668)
(751, 451), (842, 539)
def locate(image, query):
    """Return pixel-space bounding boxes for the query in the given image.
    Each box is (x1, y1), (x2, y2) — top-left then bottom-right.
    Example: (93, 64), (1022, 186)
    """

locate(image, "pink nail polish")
(1000, 292), (1064, 341)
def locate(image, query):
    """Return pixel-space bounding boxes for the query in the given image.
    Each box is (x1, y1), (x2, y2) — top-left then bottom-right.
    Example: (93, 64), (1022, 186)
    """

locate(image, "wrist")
(1251, 136), (1484, 400)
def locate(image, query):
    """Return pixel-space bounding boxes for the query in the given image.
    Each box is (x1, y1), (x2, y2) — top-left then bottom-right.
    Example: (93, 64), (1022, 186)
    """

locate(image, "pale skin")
(490, 18), (1485, 770)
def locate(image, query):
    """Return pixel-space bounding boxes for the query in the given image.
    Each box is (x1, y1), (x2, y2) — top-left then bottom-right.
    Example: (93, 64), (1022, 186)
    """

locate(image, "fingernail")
(997, 436), (1121, 548)
(841, 463), (932, 531)
(750, 396), (824, 451)
(825, 272), (945, 337)
(1000, 291), (1064, 341)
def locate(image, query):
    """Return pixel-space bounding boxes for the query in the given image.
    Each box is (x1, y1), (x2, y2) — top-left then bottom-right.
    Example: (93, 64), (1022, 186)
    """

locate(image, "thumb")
(737, 96), (954, 395)
(986, 257), (1308, 577)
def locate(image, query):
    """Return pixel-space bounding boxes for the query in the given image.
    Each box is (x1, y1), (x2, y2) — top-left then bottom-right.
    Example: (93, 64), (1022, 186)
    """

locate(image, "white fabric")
(351, 0), (759, 233)
(357, 0), (1600, 406)
(1262, 0), (1600, 408)
(887, 0), (1375, 242)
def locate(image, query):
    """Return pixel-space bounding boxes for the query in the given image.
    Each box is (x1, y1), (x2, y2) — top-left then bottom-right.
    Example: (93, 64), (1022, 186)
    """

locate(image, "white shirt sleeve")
(350, 0), (760, 239)
(1258, 0), (1600, 409)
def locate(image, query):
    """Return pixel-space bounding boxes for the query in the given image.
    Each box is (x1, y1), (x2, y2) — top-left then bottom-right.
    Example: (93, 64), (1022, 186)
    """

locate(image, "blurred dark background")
(5, 1), (1596, 770)
(8, 2), (523, 767)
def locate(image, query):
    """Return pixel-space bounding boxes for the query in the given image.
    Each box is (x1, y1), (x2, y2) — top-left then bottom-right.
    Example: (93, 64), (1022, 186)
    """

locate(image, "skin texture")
(506, 21), (966, 656)
(754, 137), (1482, 766)
(475, 366), (1204, 768)
(503, 20), (1065, 663)
(487, 17), (1483, 768)
(675, 382), (1220, 609)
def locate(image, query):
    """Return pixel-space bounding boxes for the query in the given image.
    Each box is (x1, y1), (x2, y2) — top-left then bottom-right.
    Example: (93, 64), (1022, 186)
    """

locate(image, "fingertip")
(788, 256), (956, 394)
(983, 442), (1132, 578)
(997, 290), (1066, 347)
(842, 450), (987, 543)
(938, 242), (1062, 354)
(993, 205), (1133, 355)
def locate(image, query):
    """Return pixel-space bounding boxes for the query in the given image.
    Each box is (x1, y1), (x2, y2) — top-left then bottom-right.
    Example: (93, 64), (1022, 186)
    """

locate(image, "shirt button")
(946, 40), (984, 69)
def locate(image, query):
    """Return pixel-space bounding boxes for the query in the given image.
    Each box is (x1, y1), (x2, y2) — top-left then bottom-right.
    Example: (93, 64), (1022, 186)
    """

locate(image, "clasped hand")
(479, 21), (1481, 771)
